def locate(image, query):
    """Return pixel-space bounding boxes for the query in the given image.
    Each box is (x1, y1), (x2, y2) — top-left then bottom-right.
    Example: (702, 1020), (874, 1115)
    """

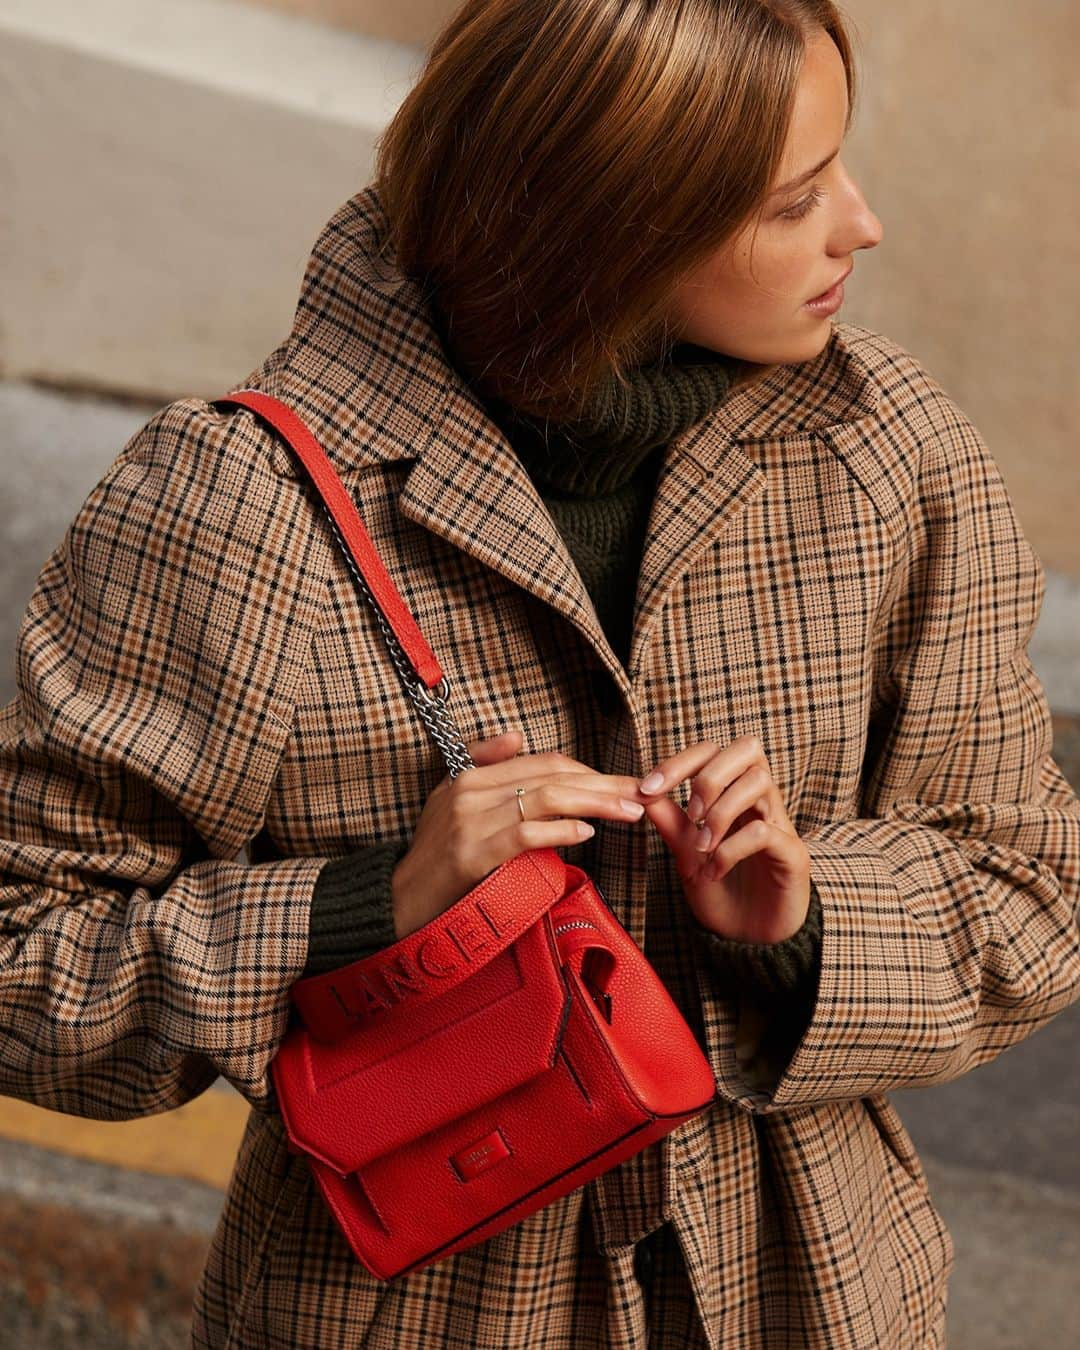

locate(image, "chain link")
(316, 499), (478, 779)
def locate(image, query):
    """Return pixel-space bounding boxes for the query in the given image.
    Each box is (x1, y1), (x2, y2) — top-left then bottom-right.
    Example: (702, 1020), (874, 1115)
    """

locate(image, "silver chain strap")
(315, 498), (478, 780)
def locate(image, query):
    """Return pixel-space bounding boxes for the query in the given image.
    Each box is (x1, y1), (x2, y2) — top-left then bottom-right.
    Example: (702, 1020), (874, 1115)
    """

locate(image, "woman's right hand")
(389, 728), (648, 939)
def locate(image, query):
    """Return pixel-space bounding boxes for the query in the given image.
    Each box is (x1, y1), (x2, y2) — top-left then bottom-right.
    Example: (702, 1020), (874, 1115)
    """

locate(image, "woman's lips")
(804, 269), (851, 315)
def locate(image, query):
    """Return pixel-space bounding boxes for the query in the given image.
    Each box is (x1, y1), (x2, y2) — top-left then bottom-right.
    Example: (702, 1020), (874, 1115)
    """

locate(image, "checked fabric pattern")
(1, 184), (1078, 1347)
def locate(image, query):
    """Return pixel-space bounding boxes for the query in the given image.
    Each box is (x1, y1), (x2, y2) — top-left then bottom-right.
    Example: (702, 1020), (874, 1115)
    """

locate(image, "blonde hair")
(373, 0), (859, 421)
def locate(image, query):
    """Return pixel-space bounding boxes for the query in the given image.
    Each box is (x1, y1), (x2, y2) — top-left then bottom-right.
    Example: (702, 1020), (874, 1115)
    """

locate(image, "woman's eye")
(780, 186), (825, 221)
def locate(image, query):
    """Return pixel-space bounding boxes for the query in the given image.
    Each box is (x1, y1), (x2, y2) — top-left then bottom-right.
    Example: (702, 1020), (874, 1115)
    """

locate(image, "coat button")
(633, 1238), (654, 1285)
(589, 669), (622, 720)
(633, 1224), (664, 1286)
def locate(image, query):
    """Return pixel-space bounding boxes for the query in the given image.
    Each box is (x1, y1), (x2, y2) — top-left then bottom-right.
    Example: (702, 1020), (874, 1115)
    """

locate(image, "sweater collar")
(484, 342), (742, 497)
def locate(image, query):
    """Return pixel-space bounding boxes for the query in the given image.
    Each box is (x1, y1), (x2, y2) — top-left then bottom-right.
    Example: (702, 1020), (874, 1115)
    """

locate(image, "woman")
(1, 1), (1077, 1345)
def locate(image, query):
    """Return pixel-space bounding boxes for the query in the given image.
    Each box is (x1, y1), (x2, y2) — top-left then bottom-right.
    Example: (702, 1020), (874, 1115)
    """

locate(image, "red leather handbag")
(213, 389), (718, 1282)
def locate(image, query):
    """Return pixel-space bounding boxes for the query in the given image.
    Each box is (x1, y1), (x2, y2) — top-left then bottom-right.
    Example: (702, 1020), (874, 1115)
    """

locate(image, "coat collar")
(267, 186), (883, 684)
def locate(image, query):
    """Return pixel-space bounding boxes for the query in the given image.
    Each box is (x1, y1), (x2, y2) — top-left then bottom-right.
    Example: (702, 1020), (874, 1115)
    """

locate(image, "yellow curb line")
(0, 1088), (250, 1191)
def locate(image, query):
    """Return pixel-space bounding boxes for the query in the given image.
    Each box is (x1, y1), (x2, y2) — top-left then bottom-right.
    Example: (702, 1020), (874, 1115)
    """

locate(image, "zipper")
(553, 919), (613, 1023)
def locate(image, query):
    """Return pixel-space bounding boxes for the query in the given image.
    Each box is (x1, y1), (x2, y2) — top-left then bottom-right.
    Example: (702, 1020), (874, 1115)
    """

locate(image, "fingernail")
(619, 798), (645, 818)
(639, 771), (664, 794)
(687, 794), (704, 821)
(695, 827), (713, 851)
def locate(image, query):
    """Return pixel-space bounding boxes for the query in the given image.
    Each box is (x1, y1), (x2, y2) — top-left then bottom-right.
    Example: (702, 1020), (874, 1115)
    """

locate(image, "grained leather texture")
(273, 862), (716, 1280)
(291, 847), (568, 1040)
(233, 388), (717, 1281)
(274, 905), (571, 1173)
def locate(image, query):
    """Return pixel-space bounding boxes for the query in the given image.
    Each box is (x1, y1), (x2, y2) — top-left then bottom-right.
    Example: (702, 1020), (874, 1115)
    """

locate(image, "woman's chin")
(679, 315), (838, 370)
(770, 321), (838, 365)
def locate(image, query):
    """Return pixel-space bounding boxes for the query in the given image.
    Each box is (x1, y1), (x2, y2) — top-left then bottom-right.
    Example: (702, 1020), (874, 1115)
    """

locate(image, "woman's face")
(665, 27), (884, 366)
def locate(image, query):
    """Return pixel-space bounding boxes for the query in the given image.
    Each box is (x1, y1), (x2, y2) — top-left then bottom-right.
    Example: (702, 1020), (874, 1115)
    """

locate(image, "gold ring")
(515, 785), (527, 822)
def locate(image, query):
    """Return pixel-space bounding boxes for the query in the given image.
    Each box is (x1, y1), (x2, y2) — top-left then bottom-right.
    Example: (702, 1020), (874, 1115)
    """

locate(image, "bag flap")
(272, 917), (570, 1175)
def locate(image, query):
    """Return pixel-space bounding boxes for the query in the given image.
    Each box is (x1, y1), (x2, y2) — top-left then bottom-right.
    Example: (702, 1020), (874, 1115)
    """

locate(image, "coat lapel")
(397, 382), (607, 667)
(397, 377), (771, 687)
(396, 332), (880, 686)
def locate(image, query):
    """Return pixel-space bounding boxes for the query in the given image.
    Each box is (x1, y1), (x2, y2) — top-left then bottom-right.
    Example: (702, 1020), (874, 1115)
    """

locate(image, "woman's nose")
(857, 202), (885, 251)
(832, 163), (884, 254)
(848, 176), (884, 251)
(835, 191), (883, 257)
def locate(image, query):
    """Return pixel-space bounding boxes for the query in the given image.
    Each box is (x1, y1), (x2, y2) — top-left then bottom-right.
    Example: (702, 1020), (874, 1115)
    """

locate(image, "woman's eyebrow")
(771, 147), (841, 197)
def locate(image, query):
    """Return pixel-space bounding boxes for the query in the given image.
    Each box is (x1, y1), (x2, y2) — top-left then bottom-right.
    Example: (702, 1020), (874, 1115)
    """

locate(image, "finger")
(461, 745), (595, 784)
(637, 794), (708, 881)
(696, 766), (778, 844)
(458, 741), (649, 807)
(703, 818), (801, 881)
(466, 729), (524, 762)
(477, 779), (647, 825)
(486, 813), (598, 860)
(691, 740), (772, 806)
(461, 734), (645, 799)
(462, 759), (642, 801)
(639, 734), (766, 803)
(440, 730), (522, 788)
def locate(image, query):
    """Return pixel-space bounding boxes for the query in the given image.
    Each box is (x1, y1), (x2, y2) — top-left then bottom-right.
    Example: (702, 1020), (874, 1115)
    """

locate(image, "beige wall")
(241, 0), (1080, 579)
(839, 0), (1079, 579)
(0, 0), (420, 400)
(237, 0), (449, 44)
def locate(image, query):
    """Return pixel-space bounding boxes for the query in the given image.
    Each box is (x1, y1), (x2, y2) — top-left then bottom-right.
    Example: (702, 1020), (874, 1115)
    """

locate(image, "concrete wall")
(2, 0), (1077, 577)
(839, 0), (1079, 579)
(0, 0), (421, 399)
(236, 0), (451, 45)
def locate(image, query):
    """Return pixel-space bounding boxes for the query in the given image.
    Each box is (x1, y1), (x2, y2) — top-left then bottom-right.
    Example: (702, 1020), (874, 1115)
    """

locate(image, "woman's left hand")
(634, 734), (812, 944)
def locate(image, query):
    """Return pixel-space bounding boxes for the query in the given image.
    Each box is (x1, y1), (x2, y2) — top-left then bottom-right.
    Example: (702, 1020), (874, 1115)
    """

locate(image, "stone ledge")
(0, 1137), (223, 1349)
(1, 1135), (1077, 1347)
(0, 1192), (207, 1349)
(0, 1087), (248, 1193)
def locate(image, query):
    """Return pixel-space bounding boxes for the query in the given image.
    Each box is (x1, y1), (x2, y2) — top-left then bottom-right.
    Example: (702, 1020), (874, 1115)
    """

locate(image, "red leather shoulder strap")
(212, 389), (444, 690)
(212, 389), (574, 1042)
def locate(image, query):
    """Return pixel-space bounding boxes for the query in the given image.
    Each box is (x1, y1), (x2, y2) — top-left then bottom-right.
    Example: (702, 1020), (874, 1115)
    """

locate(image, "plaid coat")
(2, 185), (1079, 1348)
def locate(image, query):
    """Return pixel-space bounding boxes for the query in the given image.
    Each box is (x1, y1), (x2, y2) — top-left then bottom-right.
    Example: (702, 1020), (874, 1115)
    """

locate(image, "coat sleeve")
(703, 374), (1080, 1113)
(690, 882), (822, 1092)
(0, 398), (336, 1118)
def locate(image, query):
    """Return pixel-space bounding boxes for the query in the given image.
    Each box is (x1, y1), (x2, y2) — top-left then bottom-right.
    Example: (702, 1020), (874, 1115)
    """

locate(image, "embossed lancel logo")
(328, 897), (505, 1021)
(450, 1128), (511, 1182)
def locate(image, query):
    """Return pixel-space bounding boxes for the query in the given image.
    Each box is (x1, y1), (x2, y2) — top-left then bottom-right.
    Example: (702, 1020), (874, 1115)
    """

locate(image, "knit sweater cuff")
(305, 839), (412, 977)
(689, 879), (823, 1002)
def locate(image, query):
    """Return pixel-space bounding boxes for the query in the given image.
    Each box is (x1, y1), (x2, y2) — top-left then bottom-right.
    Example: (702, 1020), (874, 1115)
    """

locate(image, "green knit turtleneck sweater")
(305, 341), (823, 1071)
(482, 340), (744, 669)
(487, 340), (739, 495)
